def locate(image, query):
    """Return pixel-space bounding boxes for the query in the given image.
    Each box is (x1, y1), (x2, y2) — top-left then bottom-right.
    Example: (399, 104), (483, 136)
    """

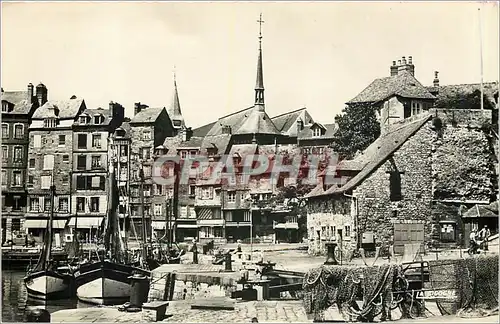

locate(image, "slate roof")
(32, 98), (85, 119)
(130, 107), (166, 124)
(1, 90), (34, 114)
(205, 107), (254, 136)
(234, 108), (281, 135)
(307, 113), (433, 198)
(178, 136), (204, 149)
(229, 144), (258, 157)
(347, 71), (436, 104)
(163, 136), (183, 153)
(200, 134), (232, 155)
(192, 122), (217, 137)
(74, 108), (111, 126)
(429, 82), (499, 108)
(462, 201), (498, 218)
(271, 108), (307, 132)
(114, 121), (131, 139)
(205, 106), (280, 136)
(298, 123), (338, 140)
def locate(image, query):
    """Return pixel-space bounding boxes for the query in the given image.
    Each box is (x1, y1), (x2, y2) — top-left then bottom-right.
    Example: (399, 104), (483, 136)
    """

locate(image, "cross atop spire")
(257, 13), (264, 43)
(254, 13), (265, 110)
(173, 65), (177, 83)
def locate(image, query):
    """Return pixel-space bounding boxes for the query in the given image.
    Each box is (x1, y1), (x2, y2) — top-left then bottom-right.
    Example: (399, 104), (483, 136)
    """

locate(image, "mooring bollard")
(26, 308), (51, 322)
(192, 241), (199, 264)
(128, 273), (150, 311)
(324, 242), (338, 265)
(224, 252), (233, 272)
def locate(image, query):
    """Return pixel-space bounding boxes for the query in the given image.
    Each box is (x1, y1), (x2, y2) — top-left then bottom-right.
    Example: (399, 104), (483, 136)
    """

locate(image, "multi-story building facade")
(129, 102), (177, 241)
(70, 102), (125, 241)
(25, 94), (86, 244)
(1, 83), (41, 243)
(111, 119), (132, 240)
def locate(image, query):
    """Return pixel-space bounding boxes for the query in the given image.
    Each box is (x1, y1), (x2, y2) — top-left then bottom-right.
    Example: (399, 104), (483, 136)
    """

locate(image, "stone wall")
(353, 123), (435, 247)
(306, 196), (353, 255)
(148, 271), (237, 302)
(431, 125), (494, 202)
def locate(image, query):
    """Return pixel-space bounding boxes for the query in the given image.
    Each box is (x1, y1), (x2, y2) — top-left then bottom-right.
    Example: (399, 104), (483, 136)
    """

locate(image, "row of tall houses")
(306, 56), (499, 255)
(2, 30), (498, 247)
(1, 21), (338, 245)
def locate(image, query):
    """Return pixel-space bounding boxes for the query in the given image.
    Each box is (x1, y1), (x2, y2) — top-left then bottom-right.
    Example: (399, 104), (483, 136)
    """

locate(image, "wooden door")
(393, 223), (425, 255)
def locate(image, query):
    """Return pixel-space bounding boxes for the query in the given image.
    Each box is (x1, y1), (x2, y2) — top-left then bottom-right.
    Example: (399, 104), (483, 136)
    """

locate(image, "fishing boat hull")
(75, 260), (149, 305)
(24, 270), (74, 300)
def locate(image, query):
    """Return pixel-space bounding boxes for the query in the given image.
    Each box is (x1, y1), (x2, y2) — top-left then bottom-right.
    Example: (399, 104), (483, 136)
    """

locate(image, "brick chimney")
(390, 61), (398, 76)
(221, 125), (232, 135)
(433, 71), (440, 87)
(396, 56), (415, 76)
(27, 83), (34, 105)
(36, 83), (48, 106)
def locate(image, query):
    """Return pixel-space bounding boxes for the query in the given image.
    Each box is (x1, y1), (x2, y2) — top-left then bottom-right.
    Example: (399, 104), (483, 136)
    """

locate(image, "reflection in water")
(2, 270), (89, 322)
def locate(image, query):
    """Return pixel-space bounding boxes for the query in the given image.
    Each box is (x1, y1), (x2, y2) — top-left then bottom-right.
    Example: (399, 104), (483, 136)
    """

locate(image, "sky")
(2, 1), (499, 128)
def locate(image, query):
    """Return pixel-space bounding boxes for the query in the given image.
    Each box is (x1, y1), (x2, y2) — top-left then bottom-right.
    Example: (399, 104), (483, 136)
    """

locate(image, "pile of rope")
(302, 263), (402, 322)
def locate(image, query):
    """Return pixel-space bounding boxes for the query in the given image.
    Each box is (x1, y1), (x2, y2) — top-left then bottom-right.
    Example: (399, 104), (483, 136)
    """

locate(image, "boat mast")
(45, 181), (56, 268)
(139, 162), (148, 265)
(478, 7), (484, 110)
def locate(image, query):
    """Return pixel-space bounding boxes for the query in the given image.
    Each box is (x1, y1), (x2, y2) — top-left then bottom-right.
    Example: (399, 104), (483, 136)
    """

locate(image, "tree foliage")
(435, 89), (496, 110)
(330, 103), (381, 160)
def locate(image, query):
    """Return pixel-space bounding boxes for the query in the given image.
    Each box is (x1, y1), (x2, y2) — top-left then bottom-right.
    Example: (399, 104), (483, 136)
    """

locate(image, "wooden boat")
(24, 185), (74, 300)
(75, 141), (150, 305)
(75, 259), (149, 305)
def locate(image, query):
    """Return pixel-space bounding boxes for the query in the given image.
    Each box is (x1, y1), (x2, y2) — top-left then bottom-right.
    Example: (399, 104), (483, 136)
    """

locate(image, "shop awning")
(24, 219), (67, 229)
(225, 223), (251, 227)
(68, 217), (103, 229)
(176, 224), (198, 229)
(274, 223), (299, 230)
(196, 208), (213, 220)
(462, 202), (498, 218)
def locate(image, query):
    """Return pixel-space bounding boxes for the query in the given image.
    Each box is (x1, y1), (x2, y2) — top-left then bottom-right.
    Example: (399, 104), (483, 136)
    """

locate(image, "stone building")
(347, 56), (436, 133)
(129, 101), (178, 241)
(69, 102), (125, 242)
(305, 56), (498, 255)
(163, 16), (338, 243)
(111, 119), (132, 239)
(1, 83), (41, 243)
(25, 94), (87, 243)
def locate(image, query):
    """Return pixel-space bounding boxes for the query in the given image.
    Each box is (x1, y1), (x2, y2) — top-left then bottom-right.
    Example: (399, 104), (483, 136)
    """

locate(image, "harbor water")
(1, 270), (90, 322)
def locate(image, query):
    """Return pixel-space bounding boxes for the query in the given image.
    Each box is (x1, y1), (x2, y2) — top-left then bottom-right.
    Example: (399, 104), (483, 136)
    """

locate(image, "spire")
(254, 13), (265, 111)
(169, 66), (185, 129)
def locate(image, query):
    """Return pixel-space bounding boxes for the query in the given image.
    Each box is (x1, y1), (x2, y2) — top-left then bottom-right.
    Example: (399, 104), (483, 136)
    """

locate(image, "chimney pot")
(433, 71), (440, 87)
(402, 56), (407, 65)
(134, 102), (142, 116)
(408, 56), (413, 64)
(392, 61), (397, 66)
(398, 60), (402, 65)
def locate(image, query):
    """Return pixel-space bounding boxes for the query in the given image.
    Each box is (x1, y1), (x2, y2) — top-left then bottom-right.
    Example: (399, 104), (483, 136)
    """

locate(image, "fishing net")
(302, 263), (401, 322)
(456, 254), (498, 318)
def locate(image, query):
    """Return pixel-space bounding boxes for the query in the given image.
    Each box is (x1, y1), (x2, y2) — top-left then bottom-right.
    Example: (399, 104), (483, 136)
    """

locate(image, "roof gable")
(233, 107), (281, 135)
(1, 90), (34, 114)
(308, 114), (432, 198)
(348, 71), (435, 104)
(130, 107), (168, 124)
(32, 98), (85, 119)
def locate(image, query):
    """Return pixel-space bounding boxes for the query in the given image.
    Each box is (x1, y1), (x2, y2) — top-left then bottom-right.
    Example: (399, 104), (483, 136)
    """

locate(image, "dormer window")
(312, 127), (321, 137)
(79, 115), (88, 124)
(173, 120), (182, 127)
(44, 118), (58, 128)
(94, 115), (104, 124)
(1, 102), (9, 112)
